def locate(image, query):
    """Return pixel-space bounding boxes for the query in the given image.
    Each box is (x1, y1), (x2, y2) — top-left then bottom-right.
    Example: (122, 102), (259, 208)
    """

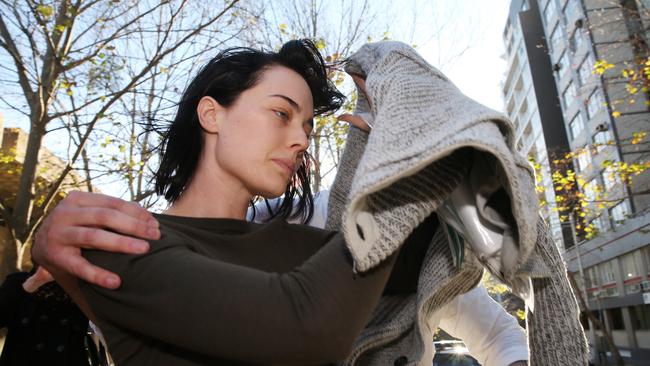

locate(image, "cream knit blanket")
(327, 41), (588, 365)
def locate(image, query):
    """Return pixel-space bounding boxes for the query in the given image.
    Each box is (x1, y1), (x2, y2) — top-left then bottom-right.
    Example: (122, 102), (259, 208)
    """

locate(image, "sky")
(410, 0), (512, 112)
(2, 0), (513, 128)
(1, 0), (515, 195)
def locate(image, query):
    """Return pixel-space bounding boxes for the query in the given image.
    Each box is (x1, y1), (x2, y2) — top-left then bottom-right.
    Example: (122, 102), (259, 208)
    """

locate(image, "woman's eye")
(274, 110), (289, 120)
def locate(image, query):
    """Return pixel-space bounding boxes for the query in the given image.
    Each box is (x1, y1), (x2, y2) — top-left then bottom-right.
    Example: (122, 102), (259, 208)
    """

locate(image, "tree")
(0, 0), (243, 279)
(533, 0), (649, 241)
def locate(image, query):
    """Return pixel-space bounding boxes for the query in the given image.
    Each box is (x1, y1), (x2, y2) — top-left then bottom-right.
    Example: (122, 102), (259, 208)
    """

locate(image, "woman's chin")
(258, 185), (288, 199)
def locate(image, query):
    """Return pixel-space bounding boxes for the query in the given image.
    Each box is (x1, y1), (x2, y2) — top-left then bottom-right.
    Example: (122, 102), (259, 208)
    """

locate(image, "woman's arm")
(78, 231), (397, 364)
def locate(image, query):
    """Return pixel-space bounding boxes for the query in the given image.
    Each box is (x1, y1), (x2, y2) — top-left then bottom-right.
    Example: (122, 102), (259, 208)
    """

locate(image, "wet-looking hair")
(154, 39), (345, 223)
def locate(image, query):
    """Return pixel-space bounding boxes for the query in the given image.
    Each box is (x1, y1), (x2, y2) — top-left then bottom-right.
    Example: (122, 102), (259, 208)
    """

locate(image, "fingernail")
(147, 228), (160, 239)
(130, 241), (149, 253)
(105, 276), (119, 289)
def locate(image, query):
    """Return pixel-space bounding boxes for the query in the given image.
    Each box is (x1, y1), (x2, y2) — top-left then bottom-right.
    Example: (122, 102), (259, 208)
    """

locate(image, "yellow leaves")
(626, 84), (639, 94)
(36, 4), (54, 18)
(279, 23), (287, 34)
(315, 38), (326, 51)
(100, 137), (112, 148)
(593, 60), (614, 75)
(612, 110), (621, 118)
(631, 131), (647, 145)
(515, 309), (526, 321)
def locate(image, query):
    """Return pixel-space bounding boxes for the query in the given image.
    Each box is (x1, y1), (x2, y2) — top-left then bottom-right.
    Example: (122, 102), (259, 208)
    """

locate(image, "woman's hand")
(337, 114), (371, 131)
(32, 191), (160, 289)
(22, 267), (54, 293)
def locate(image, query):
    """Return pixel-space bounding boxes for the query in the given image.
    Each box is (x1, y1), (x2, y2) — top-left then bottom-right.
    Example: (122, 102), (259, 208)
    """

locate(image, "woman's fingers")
(22, 267), (54, 293)
(60, 226), (150, 253)
(31, 191), (157, 289)
(338, 113), (371, 131)
(57, 206), (160, 240)
(66, 191), (155, 223)
(55, 250), (122, 289)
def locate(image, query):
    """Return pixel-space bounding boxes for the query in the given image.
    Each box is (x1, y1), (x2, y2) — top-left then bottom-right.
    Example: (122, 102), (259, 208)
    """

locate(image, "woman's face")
(213, 65), (314, 198)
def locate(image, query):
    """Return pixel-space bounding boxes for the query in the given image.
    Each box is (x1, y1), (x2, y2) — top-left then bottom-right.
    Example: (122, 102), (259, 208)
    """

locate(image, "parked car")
(432, 340), (481, 366)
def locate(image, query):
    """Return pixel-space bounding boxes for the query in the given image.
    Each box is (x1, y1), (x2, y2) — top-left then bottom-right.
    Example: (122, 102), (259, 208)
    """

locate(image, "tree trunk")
(567, 272), (625, 366)
(12, 118), (46, 240)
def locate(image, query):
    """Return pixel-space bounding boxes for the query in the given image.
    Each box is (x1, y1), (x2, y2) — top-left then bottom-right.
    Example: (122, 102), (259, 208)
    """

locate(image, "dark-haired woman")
(32, 39), (431, 366)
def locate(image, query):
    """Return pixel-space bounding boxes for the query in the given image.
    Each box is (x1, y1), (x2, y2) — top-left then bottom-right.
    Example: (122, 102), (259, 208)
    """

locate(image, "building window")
(631, 305), (650, 330)
(601, 166), (621, 191)
(563, 81), (576, 109)
(599, 260), (619, 297)
(610, 200), (628, 226)
(590, 215), (606, 233)
(575, 146), (591, 172)
(563, 0), (580, 19)
(579, 54), (595, 86)
(544, 0), (557, 26)
(557, 51), (570, 77)
(593, 129), (613, 153)
(608, 308), (625, 330)
(583, 179), (597, 202)
(586, 266), (599, 301)
(621, 251), (644, 294)
(570, 29), (584, 53)
(586, 88), (604, 119)
(569, 112), (584, 140)
(643, 246), (650, 276)
(550, 25), (563, 54)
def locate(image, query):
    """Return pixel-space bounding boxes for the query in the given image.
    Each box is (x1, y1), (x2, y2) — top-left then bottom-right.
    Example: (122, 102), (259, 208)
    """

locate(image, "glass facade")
(563, 81), (576, 109)
(621, 251), (644, 294)
(569, 112), (584, 140)
(586, 88), (604, 119)
(578, 53), (595, 86)
(593, 128), (613, 153)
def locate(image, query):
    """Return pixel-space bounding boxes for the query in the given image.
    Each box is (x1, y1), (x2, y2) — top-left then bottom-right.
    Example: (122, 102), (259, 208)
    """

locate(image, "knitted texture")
(341, 42), (540, 279)
(326, 126), (368, 232)
(343, 230), (483, 366)
(527, 219), (589, 366)
(325, 41), (588, 365)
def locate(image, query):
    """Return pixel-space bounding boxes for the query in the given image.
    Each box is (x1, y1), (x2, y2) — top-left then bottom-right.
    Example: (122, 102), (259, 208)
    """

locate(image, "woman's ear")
(197, 96), (225, 134)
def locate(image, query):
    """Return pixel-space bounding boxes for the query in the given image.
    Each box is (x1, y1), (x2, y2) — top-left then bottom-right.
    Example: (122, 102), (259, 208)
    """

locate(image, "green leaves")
(36, 4), (54, 19)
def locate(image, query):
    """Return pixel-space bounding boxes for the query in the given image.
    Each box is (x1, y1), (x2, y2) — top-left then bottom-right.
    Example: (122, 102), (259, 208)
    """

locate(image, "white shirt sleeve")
(438, 285), (529, 366)
(247, 191), (330, 226)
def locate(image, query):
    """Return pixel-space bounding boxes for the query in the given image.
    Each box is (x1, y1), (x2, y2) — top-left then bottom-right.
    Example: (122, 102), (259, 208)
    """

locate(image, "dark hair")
(154, 39), (345, 223)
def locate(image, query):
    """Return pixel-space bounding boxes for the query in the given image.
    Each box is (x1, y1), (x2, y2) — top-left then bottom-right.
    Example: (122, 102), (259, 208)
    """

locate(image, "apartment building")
(503, 0), (650, 363)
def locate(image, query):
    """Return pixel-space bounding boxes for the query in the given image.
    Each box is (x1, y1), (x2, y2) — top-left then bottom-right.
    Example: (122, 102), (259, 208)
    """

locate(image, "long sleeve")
(438, 285), (529, 366)
(79, 231), (397, 364)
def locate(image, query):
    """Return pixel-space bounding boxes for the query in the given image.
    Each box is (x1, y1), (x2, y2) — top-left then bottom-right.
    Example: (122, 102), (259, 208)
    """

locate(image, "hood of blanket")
(343, 41), (539, 278)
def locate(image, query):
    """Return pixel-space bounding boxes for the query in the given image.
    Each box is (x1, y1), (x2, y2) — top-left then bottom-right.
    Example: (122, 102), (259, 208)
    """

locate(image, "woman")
(35, 39), (435, 365)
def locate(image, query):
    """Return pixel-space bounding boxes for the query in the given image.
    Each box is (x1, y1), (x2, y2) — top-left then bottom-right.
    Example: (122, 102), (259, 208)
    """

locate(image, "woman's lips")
(272, 159), (295, 174)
